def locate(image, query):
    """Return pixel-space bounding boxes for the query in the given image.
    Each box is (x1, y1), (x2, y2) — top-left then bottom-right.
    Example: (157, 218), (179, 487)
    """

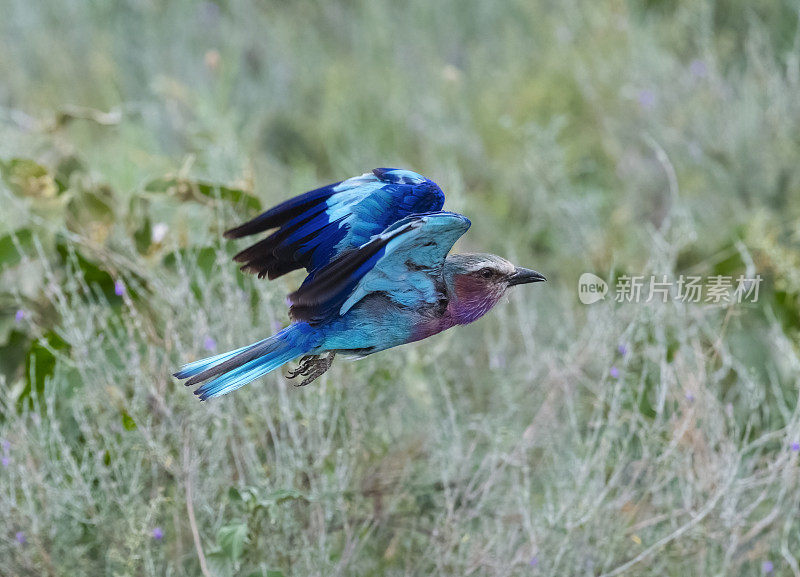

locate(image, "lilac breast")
(410, 315), (456, 342)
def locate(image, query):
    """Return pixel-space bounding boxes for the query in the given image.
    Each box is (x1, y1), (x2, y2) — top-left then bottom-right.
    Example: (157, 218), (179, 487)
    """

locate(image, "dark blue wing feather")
(225, 181), (340, 239)
(288, 212), (471, 324)
(226, 169), (445, 279)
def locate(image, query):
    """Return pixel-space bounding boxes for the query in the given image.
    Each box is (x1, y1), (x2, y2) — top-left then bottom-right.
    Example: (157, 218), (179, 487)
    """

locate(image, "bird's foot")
(286, 352), (336, 386)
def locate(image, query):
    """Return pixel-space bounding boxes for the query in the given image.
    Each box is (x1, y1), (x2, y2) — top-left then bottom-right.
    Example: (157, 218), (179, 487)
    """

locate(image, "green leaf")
(145, 177), (261, 212)
(216, 522), (248, 562)
(53, 155), (87, 193)
(0, 158), (58, 198)
(162, 246), (222, 300)
(55, 243), (117, 301)
(120, 409), (137, 431)
(18, 331), (71, 412)
(205, 550), (232, 575)
(0, 329), (31, 387)
(244, 488), (307, 514)
(67, 184), (116, 234)
(228, 486), (242, 501)
(133, 216), (153, 254)
(260, 488), (305, 506)
(0, 229), (34, 269)
(162, 246), (218, 277)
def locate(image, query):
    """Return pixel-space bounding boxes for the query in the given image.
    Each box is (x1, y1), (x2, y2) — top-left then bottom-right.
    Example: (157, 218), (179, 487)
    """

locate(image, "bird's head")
(443, 253), (545, 324)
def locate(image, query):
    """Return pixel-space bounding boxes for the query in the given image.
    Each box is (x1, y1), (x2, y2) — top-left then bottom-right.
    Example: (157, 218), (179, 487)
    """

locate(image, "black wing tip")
(224, 218), (276, 239)
(237, 261), (301, 280)
(224, 182), (340, 240)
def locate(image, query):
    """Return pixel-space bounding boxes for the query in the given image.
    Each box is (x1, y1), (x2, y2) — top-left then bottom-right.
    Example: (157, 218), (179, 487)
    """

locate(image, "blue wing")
(288, 211), (471, 324)
(225, 168), (445, 279)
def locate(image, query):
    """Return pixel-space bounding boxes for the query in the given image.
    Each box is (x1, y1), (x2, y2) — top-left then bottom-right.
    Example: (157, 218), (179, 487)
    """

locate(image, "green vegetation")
(2, 0), (800, 575)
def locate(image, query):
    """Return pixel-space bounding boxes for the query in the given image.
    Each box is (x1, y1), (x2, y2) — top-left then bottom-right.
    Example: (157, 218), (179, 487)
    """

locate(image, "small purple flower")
(15, 309), (24, 323)
(685, 392), (695, 403)
(762, 560), (774, 574)
(114, 280), (126, 297)
(1, 456), (9, 467)
(791, 442), (800, 452)
(689, 59), (707, 79)
(203, 336), (217, 352)
(529, 555), (539, 567)
(610, 366), (620, 379)
(15, 532), (25, 544)
(637, 89), (657, 110)
(617, 344), (628, 356)
(152, 527), (164, 540)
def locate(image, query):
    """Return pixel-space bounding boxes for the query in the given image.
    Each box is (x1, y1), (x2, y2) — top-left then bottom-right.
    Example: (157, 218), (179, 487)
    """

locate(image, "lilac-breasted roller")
(174, 168), (545, 400)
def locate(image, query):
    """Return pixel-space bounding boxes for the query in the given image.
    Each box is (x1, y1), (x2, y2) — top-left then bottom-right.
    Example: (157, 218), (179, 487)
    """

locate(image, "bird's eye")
(479, 268), (494, 279)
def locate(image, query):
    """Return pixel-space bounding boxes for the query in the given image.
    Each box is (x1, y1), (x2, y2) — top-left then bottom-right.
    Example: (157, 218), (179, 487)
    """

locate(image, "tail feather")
(173, 341), (266, 380)
(193, 348), (298, 400)
(173, 324), (320, 401)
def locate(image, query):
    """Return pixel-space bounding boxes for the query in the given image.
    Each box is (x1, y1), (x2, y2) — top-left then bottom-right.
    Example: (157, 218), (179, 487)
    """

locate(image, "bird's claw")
(287, 352), (336, 386)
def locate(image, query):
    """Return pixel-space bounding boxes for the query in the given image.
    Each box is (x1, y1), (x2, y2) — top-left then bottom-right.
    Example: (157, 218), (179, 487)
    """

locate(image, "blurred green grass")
(2, 0), (800, 575)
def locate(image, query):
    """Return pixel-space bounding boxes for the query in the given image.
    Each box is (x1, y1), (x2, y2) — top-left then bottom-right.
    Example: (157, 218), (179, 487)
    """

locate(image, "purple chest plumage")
(410, 314), (457, 342)
(449, 275), (506, 324)
(410, 275), (504, 341)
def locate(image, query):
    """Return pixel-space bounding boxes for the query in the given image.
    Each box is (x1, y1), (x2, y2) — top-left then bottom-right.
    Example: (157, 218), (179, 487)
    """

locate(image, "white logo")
(578, 273), (608, 304)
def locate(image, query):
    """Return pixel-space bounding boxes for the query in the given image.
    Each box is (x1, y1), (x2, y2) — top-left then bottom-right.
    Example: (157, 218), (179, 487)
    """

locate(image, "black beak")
(508, 267), (546, 286)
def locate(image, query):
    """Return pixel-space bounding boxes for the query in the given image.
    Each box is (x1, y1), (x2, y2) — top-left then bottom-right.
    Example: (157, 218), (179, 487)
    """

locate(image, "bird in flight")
(175, 168), (545, 400)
